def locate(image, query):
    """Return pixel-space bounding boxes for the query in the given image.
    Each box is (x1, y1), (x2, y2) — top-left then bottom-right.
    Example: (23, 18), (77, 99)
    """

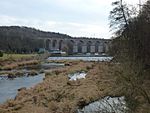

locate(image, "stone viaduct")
(44, 37), (111, 55)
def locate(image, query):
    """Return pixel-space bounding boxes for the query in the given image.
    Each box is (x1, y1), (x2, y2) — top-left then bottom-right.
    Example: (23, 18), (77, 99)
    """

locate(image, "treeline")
(110, 0), (150, 66)
(109, 0), (150, 112)
(0, 26), (71, 53)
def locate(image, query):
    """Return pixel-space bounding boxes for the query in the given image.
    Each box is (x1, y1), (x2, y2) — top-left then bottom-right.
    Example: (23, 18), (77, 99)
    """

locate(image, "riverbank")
(0, 61), (123, 113)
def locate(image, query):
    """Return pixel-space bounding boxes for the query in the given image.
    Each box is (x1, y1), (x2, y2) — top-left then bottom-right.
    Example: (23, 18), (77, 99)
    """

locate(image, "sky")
(0, 0), (147, 39)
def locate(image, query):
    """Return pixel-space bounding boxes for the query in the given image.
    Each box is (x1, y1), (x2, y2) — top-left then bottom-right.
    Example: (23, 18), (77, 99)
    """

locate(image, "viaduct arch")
(44, 37), (111, 55)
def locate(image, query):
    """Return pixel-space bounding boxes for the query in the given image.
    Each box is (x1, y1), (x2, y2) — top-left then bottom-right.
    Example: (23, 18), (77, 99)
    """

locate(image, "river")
(47, 56), (113, 61)
(0, 56), (112, 104)
(0, 74), (45, 104)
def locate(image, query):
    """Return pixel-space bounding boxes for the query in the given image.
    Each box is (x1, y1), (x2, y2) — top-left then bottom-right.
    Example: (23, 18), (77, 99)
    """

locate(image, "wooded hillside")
(0, 26), (71, 53)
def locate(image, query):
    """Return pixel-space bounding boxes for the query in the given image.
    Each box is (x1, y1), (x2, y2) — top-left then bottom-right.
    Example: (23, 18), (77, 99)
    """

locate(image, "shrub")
(0, 51), (3, 57)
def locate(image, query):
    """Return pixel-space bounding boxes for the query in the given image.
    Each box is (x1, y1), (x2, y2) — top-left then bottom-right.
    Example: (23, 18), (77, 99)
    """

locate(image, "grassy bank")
(0, 60), (39, 70)
(0, 54), (37, 61)
(0, 54), (40, 70)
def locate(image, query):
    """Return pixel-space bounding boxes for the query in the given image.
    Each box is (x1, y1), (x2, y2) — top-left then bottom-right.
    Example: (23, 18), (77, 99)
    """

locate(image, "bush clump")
(0, 51), (3, 57)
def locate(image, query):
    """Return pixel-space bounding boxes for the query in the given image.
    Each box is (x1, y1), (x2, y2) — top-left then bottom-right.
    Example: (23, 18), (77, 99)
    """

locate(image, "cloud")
(0, 0), (143, 39)
(0, 15), (111, 38)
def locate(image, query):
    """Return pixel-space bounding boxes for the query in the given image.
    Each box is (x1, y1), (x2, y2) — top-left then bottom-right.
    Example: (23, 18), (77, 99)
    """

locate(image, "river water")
(68, 71), (87, 81)
(0, 74), (45, 104)
(78, 96), (127, 113)
(0, 62), (65, 104)
(47, 56), (113, 61)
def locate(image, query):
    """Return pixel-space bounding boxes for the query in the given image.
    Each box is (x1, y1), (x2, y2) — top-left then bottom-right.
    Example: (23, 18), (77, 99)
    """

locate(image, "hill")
(0, 26), (71, 53)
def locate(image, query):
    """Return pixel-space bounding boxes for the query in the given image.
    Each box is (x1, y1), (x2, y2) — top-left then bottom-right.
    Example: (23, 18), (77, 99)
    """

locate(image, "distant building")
(49, 49), (66, 56)
(38, 48), (46, 54)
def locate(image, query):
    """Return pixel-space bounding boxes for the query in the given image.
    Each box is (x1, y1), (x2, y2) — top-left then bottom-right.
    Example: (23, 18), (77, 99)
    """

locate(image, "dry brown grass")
(0, 61), (122, 113)
(1, 60), (39, 70)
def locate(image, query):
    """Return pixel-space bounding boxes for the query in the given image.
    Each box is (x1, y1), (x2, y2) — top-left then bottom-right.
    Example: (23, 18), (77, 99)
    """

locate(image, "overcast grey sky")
(0, 0), (146, 39)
